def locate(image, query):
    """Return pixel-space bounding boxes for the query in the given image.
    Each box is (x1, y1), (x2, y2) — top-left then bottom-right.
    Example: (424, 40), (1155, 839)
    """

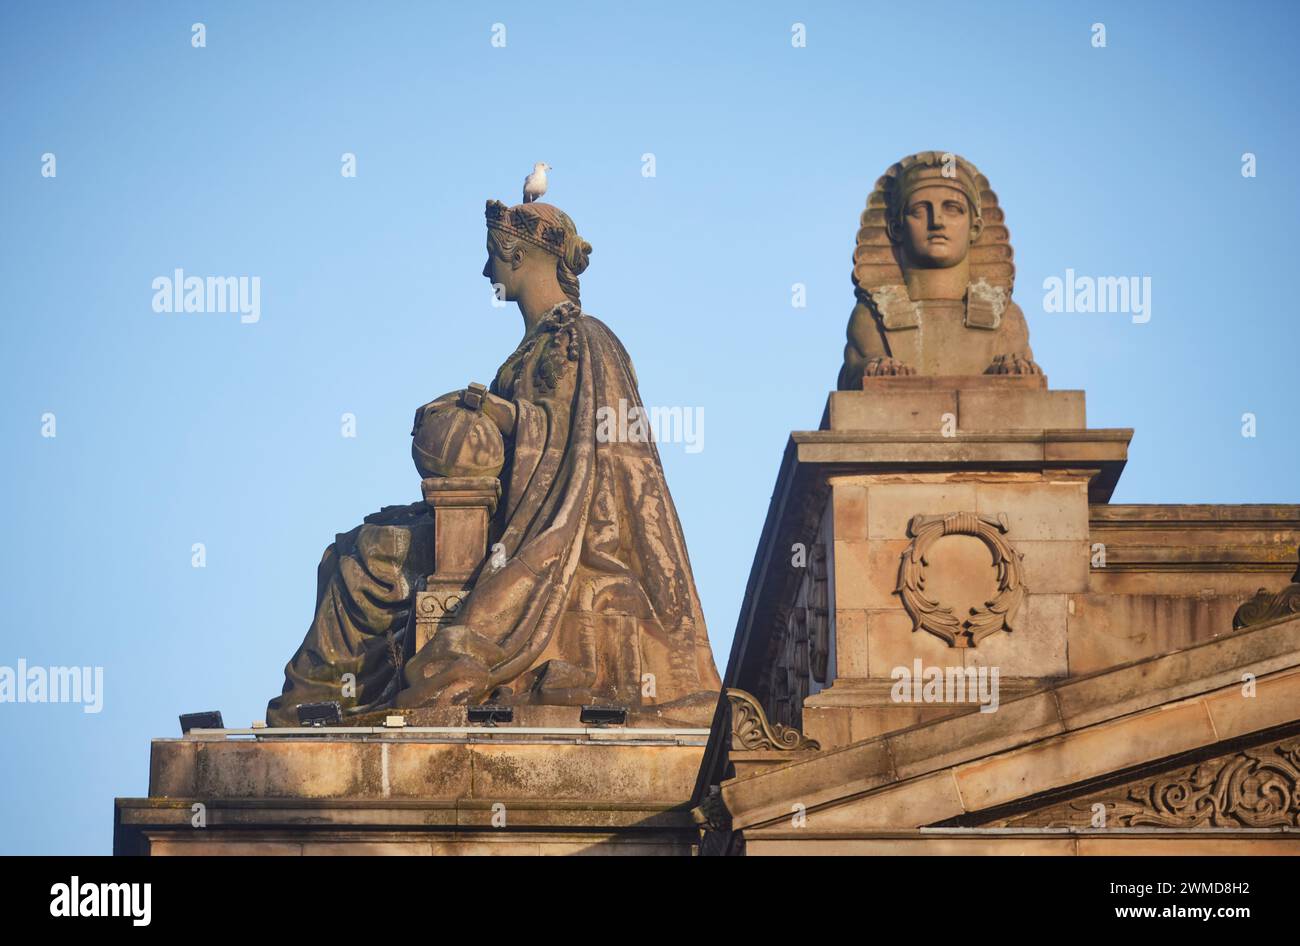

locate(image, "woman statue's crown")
(485, 199), (567, 256)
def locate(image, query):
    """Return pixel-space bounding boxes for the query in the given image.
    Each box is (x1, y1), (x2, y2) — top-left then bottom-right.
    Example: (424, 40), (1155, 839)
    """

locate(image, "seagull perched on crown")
(523, 163), (550, 203)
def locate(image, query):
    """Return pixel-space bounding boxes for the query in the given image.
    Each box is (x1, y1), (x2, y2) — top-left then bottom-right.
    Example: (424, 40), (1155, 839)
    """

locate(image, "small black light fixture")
(468, 704), (514, 725)
(179, 711), (224, 734)
(580, 705), (627, 726)
(296, 701), (342, 727)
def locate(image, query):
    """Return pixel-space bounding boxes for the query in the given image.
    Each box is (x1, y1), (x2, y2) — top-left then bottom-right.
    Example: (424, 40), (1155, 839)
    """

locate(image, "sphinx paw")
(985, 352), (1043, 376)
(864, 356), (916, 377)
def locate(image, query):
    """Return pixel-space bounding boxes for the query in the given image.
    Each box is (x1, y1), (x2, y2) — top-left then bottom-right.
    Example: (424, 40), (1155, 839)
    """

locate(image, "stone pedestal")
(821, 374), (1084, 433)
(806, 376), (1123, 746)
(707, 373), (1300, 856)
(414, 475), (500, 652)
(727, 375), (1134, 750)
(114, 722), (708, 855)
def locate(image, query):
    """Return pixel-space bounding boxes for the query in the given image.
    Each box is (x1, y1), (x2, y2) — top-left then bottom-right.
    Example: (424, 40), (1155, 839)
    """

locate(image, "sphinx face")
(896, 184), (980, 269)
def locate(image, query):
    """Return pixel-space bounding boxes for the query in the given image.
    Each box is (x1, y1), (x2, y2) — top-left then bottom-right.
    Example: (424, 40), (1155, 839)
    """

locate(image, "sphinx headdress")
(852, 151), (1015, 305)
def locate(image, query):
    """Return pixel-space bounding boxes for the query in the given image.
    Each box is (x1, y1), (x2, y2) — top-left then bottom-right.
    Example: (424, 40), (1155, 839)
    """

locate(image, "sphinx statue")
(265, 197), (721, 726)
(837, 151), (1042, 388)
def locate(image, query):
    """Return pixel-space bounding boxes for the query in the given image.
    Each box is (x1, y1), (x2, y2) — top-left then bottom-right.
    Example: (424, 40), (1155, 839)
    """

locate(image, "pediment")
(714, 615), (1300, 837)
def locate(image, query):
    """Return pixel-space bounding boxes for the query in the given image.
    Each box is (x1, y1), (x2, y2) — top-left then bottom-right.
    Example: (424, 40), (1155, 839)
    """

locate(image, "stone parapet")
(115, 727), (707, 855)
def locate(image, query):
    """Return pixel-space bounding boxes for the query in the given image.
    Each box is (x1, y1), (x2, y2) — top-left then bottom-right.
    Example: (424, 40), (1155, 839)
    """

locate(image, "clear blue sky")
(2, 1), (1297, 854)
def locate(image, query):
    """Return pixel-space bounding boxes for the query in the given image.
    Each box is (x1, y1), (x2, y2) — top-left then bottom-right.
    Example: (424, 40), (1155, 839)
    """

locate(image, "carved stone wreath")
(896, 512), (1026, 647)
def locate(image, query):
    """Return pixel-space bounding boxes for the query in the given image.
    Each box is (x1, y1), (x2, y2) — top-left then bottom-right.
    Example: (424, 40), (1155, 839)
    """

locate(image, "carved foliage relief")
(896, 512), (1026, 647)
(997, 735), (1300, 829)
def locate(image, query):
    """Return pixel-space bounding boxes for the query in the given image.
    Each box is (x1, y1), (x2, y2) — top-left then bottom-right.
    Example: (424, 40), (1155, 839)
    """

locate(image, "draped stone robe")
(267, 302), (720, 726)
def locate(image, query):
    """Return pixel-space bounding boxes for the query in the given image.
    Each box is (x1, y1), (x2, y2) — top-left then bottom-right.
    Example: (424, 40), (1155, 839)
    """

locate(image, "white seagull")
(523, 163), (550, 203)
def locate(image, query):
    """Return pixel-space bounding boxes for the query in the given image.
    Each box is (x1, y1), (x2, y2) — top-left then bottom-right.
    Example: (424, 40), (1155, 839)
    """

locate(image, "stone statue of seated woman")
(265, 198), (721, 726)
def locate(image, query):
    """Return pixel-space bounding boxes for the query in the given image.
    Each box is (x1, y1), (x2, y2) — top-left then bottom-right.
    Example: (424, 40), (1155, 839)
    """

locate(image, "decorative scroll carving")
(896, 512), (1025, 647)
(416, 588), (468, 619)
(413, 586), (471, 652)
(1234, 587), (1300, 629)
(1233, 549), (1300, 629)
(1001, 735), (1300, 829)
(727, 688), (820, 752)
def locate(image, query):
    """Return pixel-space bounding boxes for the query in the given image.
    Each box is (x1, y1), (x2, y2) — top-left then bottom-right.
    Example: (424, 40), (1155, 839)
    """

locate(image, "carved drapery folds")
(896, 512), (1026, 647)
(998, 735), (1300, 829)
(727, 688), (820, 752)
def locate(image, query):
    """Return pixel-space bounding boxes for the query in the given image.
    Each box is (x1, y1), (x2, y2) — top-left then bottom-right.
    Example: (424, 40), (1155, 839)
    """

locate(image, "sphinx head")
(885, 154), (984, 271)
(483, 200), (592, 306)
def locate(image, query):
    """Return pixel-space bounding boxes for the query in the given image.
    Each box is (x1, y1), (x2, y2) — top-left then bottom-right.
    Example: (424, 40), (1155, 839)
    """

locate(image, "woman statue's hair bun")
(565, 236), (592, 277)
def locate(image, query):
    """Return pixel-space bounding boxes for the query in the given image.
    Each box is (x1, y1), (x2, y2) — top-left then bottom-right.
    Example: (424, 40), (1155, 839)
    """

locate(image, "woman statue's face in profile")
(483, 234), (518, 302)
(896, 184), (980, 269)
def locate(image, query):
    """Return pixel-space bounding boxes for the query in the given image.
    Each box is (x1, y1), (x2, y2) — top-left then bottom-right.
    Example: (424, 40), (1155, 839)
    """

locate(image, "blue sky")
(2, 1), (1297, 853)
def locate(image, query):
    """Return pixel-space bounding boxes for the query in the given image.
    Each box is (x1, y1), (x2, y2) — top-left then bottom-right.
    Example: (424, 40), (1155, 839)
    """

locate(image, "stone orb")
(412, 404), (505, 480)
